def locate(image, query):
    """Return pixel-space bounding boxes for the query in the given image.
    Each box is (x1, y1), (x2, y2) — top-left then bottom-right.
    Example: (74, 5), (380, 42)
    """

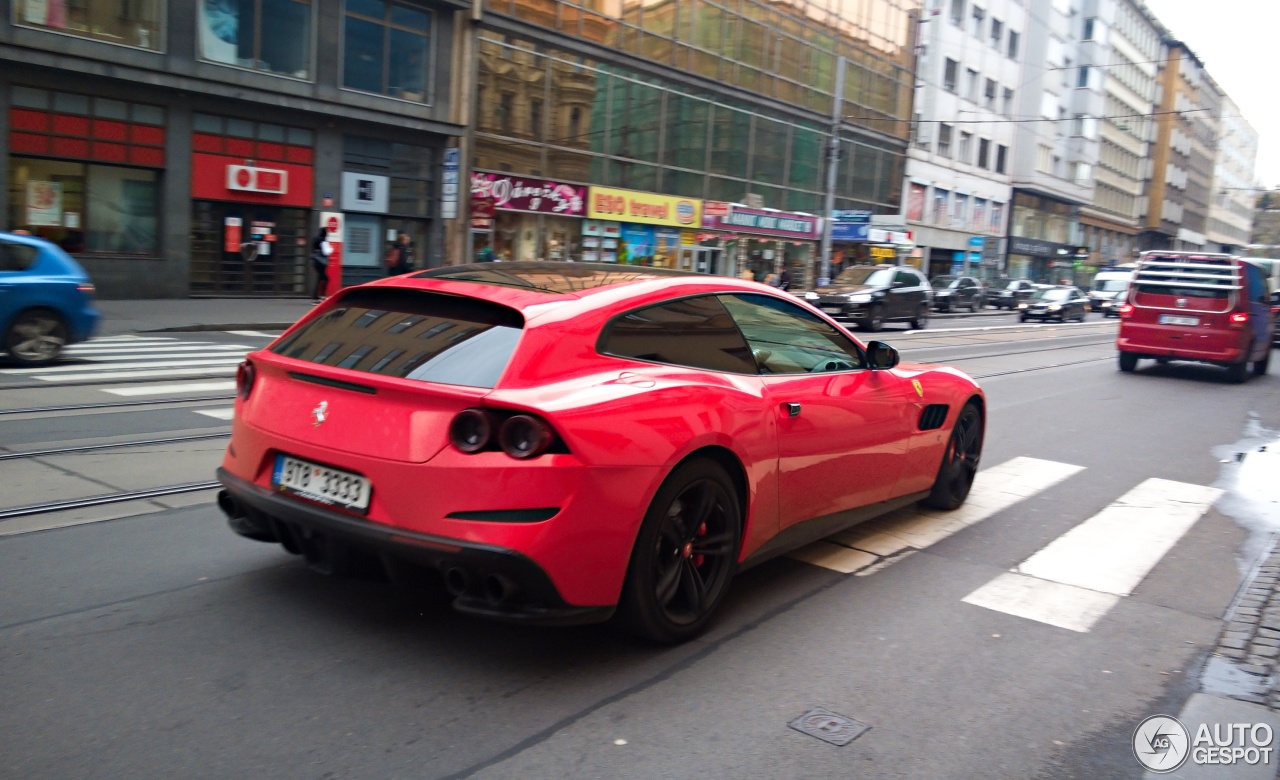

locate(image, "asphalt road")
(1, 315), (1276, 779)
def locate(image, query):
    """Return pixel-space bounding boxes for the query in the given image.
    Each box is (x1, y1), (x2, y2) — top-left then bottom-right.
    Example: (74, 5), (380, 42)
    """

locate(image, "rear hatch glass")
(1132, 255), (1237, 314)
(270, 288), (524, 389)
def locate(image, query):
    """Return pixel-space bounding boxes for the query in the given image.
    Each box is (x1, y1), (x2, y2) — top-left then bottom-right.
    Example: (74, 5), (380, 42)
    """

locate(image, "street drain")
(788, 708), (870, 746)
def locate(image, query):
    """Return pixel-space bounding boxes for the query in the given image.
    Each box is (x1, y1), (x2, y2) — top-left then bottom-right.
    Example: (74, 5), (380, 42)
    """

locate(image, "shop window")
(14, 0), (163, 50)
(343, 0), (432, 102)
(198, 0), (312, 79)
(8, 157), (158, 255)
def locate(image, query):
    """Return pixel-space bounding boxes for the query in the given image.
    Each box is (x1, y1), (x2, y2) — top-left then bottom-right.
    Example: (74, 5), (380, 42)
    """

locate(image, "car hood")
(814, 283), (879, 296)
(1089, 290), (1122, 299)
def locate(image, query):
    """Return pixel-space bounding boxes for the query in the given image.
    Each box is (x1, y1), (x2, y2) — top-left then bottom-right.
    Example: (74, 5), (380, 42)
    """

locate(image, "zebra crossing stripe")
(105, 382), (237, 396)
(194, 409), (235, 420)
(962, 478), (1224, 632)
(35, 367), (241, 383)
(1, 358), (245, 374)
(789, 457), (1085, 574)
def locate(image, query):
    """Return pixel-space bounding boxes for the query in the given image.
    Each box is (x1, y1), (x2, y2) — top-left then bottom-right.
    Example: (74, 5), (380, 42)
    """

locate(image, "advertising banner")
(618, 224), (656, 264)
(587, 186), (701, 228)
(703, 205), (819, 239)
(25, 180), (62, 226)
(472, 172), (586, 216)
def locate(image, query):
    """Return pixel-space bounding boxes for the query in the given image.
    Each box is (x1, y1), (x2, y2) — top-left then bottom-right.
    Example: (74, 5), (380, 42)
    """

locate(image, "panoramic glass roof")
(414, 262), (697, 294)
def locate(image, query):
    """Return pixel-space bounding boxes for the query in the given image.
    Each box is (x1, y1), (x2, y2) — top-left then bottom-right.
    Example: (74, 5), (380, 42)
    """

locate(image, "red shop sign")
(191, 153), (312, 208)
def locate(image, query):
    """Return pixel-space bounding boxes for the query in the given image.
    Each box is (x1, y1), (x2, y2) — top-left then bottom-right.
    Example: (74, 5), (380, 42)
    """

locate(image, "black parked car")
(990, 278), (1036, 309)
(807, 264), (931, 331)
(930, 275), (986, 312)
(1018, 286), (1089, 322)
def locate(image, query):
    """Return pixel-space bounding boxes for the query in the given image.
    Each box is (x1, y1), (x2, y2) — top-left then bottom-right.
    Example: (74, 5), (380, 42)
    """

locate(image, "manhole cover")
(788, 708), (870, 746)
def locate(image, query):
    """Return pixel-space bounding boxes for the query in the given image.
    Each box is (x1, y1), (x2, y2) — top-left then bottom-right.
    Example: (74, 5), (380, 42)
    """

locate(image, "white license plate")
(1159, 314), (1199, 326)
(272, 455), (371, 511)
(822, 306), (843, 314)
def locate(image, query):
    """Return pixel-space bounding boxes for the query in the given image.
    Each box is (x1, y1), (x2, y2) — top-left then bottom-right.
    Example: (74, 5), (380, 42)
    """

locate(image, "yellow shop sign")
(587, 186), (702, 228)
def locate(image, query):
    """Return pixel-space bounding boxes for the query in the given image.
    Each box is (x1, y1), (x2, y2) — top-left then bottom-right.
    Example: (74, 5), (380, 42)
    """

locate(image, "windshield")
(834, 267), (894, 286)
(1092, 279), (1130, 292)
(931, 276), (957, 289)
(1032, 288), (1072, 301)
(1001, 280), (1022, 290)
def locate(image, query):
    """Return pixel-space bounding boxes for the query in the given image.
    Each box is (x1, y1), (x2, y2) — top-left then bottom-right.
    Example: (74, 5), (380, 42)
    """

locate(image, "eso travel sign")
(587, 186), (702, 228)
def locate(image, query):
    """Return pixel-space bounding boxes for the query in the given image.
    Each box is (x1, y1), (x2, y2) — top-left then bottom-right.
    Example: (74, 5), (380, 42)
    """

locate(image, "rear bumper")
(1116, 335), (1247, 363)
(217, 468), (615, 626)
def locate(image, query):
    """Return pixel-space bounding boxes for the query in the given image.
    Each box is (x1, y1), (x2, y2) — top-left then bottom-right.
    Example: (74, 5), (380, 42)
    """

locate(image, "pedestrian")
(390, 232), (414, 275)
(778, 267), (792, 291)
(310, 228), (331, 302)
(384, 240), (402, 276)
(477, 244), (495, 263)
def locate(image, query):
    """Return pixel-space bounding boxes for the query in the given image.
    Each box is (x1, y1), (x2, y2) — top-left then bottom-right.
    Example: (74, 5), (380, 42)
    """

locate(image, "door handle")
(784, 403), (801, 418)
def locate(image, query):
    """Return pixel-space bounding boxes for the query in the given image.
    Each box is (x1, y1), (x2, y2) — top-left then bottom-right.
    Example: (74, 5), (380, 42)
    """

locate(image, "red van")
(1116, 252), (1274, 383)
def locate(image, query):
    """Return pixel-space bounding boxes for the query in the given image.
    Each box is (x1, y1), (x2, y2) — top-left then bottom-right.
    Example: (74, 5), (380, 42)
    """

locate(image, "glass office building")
(470, 0), (917, 281)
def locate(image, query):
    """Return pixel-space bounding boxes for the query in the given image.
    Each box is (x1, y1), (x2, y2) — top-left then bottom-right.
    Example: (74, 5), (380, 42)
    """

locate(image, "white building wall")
(1207, 95), (1259, 250)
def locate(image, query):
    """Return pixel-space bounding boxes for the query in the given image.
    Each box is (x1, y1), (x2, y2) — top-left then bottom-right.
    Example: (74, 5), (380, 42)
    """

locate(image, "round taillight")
(450, 409), (493, 453)
(499, 414), (553, 460)
(235, 360), (255, 401)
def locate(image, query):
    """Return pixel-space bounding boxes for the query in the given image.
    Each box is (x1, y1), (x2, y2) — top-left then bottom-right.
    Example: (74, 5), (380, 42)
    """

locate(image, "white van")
(1088, 267), (1135, 317)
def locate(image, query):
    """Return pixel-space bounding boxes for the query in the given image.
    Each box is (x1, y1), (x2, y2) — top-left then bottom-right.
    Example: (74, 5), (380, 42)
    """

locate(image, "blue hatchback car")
(0, 233), (100, 365)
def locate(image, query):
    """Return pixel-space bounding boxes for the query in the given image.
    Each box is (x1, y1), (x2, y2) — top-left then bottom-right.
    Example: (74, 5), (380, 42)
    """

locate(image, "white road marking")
(64, 344), (247, 355)
(104, 381), (237, 396)
(1, 358), (245, 374)
(225, 330), (280, 338)
(61, 348), (249, 362)
(194, 408), (235, 420)
(962, 478), (1223, 632)
(34, 366), (240, 383)
(789, 457), (1085, 574)
(75, 335), (177, 342)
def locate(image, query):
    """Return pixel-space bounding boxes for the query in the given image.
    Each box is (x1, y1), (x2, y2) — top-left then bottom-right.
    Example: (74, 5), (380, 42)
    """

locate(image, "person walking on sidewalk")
(386, 232), (414, 276)
(310, 228), (331, 302)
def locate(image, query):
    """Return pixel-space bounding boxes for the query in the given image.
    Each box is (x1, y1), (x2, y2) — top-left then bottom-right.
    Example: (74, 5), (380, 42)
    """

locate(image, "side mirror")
(891, 280), (906, 289)
(865, 341), (899, 370)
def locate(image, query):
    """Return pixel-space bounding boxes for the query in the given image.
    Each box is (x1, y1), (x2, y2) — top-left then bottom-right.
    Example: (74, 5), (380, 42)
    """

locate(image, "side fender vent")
(919, 404), (949, 431)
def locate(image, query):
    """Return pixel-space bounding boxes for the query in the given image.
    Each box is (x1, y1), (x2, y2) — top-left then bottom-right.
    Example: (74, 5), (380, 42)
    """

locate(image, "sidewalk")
(94, 298), (317, 336)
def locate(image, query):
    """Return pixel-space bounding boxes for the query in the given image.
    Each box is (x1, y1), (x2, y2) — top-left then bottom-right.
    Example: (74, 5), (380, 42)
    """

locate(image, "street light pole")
(819, 55), (847, 287)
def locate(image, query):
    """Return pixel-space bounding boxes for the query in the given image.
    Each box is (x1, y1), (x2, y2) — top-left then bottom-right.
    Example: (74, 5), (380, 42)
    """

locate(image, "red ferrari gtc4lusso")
(217, 263), (985, 643)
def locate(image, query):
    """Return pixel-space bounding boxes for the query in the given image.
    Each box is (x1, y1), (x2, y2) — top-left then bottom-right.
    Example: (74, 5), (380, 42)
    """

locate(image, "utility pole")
(819, 55), (846, 287)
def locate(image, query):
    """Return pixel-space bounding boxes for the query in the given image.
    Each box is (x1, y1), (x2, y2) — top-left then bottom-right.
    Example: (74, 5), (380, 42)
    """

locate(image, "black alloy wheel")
(617, 459), (741, 644)
(1226, 345), (1252, 384)
(1118, 352), (1138, 372)
(1253, 349), (1270, 376)
(923, 402), (984, 510)
(861, 306), (884, 332)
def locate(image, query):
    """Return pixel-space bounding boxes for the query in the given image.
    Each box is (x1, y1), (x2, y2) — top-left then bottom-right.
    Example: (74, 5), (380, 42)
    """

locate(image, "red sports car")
(217, 263), (985, 642)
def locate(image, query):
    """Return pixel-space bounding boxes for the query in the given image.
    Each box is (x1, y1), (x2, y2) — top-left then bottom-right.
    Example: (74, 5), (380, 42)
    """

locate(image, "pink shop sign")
(470, 172), (586, 216)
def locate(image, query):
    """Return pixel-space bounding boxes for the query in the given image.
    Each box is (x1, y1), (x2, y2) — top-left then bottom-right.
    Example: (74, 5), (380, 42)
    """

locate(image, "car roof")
(0, 231), (55, 250)
(362, 261), (789, 319)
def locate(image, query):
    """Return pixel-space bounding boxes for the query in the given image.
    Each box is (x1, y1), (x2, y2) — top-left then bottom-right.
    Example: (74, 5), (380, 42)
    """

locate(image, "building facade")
(1075, 0), (1160, 269)
(1206, 94), (1257, 253)
(1004, 0), (1101, 283)
(2, 0), (469, 298)
(1139, 40), (1213, 252)
(904, 0), (1024, 279)
(465, 0), (919, 288)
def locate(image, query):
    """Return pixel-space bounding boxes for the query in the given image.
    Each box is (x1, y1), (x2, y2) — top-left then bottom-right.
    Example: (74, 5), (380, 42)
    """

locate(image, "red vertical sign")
(224, 217), (242, 253)
(319, 212), (344, 297)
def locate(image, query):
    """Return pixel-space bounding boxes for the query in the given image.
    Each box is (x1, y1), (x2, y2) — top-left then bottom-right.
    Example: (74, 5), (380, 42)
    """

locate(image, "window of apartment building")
(1037, 144), (1052, 174)
(944, 59), (958, 93)
(933, 188), (950, 223)
(938, 124), (953, 158)
(954, 193), (968, 226)
(1008, 30), (1020, 60)
(990, 18), (1003, 49)
(995, 144), (1008, 174)
(971, 6), (985, 38)
(965, 69), (979, 101)
(1077, 66), (1090, 89)
(913, 113), (931, 150)
(1051, 155), (1061, 176)
(950, 0), (964, 26)
(15, 0), (163, 50)
(984, 79), (997, 109)
(198, 0), (312, 79)
(1002, 87), (1014, 116)
(1082, 17), (1096, 40)
(959, 132), (972, 164)
(344, 0), (432, 102)
(497, 92), (514, 133)
(977, 138), (991, 168)
(530, 99), (543, 141)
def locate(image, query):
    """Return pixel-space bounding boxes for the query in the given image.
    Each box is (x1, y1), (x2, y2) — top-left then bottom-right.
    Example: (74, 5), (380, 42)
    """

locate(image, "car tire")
(1253, 349), (1270, 376)
(922, 402), (984, 511)
(910, 306), (928, 330)
(1118, 352), (1138, 372)
(4, 308), (68, 366)
(860, 307), (884, 332)
(1019, 315), (1028, 323)
(616, 458), (742, 644)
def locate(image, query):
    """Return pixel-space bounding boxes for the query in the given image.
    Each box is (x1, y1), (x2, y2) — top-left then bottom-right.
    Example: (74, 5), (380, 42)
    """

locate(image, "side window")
(0, 242), (38, 273)
(719, 293), (865, 374)
(601, 295), (757, 374)
(895, 270), (918, 288)
(1245, 263), (1268, 304)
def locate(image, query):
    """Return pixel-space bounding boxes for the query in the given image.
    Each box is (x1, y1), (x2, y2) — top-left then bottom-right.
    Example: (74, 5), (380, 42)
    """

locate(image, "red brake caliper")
(693, 523), (706, 567)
